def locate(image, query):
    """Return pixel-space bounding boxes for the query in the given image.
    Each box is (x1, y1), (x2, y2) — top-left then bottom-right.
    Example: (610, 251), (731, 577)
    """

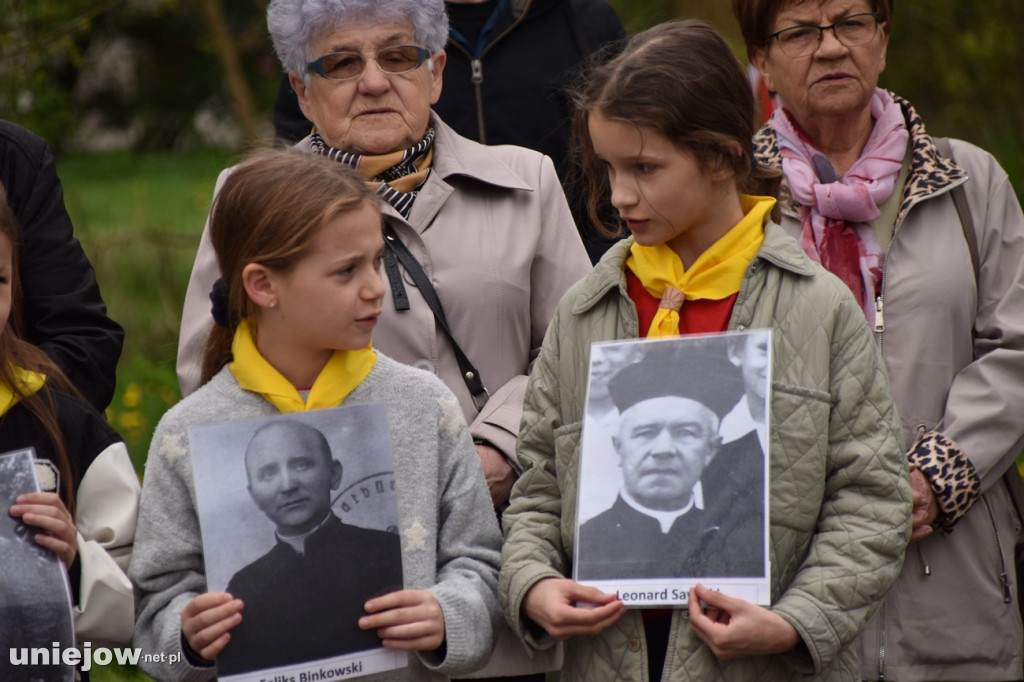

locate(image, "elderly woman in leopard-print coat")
(733, 0), (1024, 679)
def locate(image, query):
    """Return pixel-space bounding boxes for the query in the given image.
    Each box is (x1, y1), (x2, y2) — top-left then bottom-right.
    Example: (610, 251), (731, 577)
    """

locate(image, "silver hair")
(267, 0), (449, 84)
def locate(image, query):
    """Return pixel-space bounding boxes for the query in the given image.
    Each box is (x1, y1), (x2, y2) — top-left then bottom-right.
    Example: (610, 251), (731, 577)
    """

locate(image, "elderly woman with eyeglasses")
(732, 1), (1024, 679)
(179, 5), (588, 514)
(174, 0), (588, 678)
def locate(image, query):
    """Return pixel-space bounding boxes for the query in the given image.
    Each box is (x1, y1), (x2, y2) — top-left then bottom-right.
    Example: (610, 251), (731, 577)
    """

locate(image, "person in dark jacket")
(272, 0), (625, 262)
(0, 120), (123, 411)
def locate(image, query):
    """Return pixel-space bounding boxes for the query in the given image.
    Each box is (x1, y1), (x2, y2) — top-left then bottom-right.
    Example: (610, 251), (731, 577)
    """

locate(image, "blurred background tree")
(609, 0), (1023, 188)
(1, 0), (1019, 188)
(0, 0), (1020, 484)
(0, 0), (277, 150)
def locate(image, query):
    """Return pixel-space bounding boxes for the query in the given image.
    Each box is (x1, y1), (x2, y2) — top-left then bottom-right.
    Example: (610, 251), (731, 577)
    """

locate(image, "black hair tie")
(209, 278), (230, 328)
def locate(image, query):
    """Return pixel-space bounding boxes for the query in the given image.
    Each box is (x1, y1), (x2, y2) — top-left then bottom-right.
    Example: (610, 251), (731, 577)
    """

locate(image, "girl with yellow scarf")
(500, 20), (910, 682)
(130, 148), (502, 680)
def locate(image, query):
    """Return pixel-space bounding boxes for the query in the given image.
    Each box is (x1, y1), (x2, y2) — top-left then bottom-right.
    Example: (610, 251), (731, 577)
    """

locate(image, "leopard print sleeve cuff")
(906, 429), (981, 533)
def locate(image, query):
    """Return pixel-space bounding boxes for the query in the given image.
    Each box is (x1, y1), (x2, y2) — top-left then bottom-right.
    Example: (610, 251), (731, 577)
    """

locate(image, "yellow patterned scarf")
(0, 367), (46, 417)
(309, 129), (435, 218)
(228, 319), (376, 413)
(356, 146), (435, 194)
(626, 195), (775, 338)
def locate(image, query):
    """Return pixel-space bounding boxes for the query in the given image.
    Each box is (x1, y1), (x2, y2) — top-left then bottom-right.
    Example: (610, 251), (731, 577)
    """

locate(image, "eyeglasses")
(306, 45), (432, 81)
(768, 12), (880, 58)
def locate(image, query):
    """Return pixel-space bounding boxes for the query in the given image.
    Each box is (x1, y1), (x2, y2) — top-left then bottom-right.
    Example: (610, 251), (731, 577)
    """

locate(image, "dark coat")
(701, 430), (766, 529)
(576, 492), (764, 581)
(217, 514), (403, 676)
(0, 120), (124, 411)
(436, 0), (623, 180)
(0, 390), (123, 602)
(0, 389), (126, 682)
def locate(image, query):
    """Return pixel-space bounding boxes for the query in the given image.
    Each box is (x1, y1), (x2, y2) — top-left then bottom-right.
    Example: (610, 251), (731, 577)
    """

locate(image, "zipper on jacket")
(459, 0), (533, 148)
(470, 59), (486, 143)
(982, 493), (1013, 603)
(916, 542), (931, 575)
(912, 423), (933, 577)
(877, 599), (887, 681)
(872, 212), (896, 353)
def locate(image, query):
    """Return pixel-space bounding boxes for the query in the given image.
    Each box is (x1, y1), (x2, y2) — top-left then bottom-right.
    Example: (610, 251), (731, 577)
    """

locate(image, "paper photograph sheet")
(574, 332), (771, 607)
(190, 404), (406, 681)
(0, 448), (75, 682)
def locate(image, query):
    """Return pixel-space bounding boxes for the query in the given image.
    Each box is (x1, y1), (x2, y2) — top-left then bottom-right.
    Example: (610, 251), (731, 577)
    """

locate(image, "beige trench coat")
(176, 114), (590, 676)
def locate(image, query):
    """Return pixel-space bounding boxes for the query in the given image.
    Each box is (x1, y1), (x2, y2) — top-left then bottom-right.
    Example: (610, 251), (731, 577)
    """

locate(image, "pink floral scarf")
(772, 88), (908, 325)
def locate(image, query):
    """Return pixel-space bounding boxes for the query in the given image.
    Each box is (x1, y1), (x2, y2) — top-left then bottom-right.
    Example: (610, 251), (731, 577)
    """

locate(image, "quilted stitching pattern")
(500, 232), (912, 681)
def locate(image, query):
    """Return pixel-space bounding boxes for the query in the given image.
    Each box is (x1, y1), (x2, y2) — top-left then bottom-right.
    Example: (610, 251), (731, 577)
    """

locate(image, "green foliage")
(884, 0), (1023, 192)
(0, 0), (99, 143)
(0, 0), (279, 151)
(608, 0), (1023, 200)
(608, 0), (676, 33)
(60, 149), (235, 465)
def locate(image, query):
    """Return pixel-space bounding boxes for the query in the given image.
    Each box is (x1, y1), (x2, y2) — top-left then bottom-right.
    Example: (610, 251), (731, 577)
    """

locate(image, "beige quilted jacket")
(499, 223), (913, 681)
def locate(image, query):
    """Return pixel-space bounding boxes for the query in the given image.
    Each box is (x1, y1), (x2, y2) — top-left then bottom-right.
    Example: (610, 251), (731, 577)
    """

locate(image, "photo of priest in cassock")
(575, 335), (767, 582)
(189, 406), (404, 679)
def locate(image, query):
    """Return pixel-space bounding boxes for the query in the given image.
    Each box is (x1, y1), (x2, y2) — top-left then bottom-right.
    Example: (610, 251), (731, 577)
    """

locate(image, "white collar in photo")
(720, 397), (767, 453)
(621, 482), (704, 534)
(275, 512), (332, 555)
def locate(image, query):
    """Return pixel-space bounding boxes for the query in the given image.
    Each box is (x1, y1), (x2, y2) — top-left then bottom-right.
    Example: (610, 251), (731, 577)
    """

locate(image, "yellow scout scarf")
(228, 319), (376, 413)
(626, 195), (775, 338)
(0, 367), (46, 417)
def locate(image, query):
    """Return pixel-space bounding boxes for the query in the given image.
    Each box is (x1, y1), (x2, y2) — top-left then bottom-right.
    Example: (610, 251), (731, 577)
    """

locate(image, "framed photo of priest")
(190, 404), (406, 681)
(574, 332), (772, 607)
(0, 448), (75, 682)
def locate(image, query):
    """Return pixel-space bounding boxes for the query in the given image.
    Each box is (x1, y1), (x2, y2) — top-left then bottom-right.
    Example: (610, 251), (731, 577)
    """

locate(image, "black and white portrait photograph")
(190, 405), (405, 681)
(0, 448), (74, 682)
(574, 333), (771, 607)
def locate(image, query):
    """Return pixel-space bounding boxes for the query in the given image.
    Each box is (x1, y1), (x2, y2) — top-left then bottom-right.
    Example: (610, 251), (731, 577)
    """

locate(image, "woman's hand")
(10, 492), (77, 569)
(688, 583), (800, 660)
(908, 463), (939, 541)
(522, 578), (626, 640)
(475, 442), (516, 509)
(180, 593), (244, 662)
(360, 589), (445, 651)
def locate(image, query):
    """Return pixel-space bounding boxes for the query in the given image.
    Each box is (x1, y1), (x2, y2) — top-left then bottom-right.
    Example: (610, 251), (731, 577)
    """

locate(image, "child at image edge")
(0, 185), (139, 675)
(128, 149), (502, 681)
(498, 20), (913, 682)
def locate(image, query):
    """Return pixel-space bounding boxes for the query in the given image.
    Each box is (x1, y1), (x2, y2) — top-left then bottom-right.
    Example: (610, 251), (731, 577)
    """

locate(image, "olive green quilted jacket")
(499, 222), (912, 681)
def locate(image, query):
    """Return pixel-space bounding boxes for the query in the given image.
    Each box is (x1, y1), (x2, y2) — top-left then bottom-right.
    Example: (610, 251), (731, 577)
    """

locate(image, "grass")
(59, 149), (237, 470)
(58, 149), (241, 681)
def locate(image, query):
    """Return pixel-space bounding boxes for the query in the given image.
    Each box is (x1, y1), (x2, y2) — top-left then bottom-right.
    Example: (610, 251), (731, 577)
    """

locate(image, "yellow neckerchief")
(0, 367), (46, 417)
(356, 145), (434, 194)
(626, 195), (775, 338)
(228, 319), (376, 413)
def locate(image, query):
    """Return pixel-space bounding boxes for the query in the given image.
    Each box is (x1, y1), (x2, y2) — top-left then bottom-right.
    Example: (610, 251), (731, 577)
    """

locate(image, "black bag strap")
(383, 225), (489, 407)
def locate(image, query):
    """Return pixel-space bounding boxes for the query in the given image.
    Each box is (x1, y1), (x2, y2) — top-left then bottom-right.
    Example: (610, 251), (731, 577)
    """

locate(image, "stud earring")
(268, 301), (277, 309)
